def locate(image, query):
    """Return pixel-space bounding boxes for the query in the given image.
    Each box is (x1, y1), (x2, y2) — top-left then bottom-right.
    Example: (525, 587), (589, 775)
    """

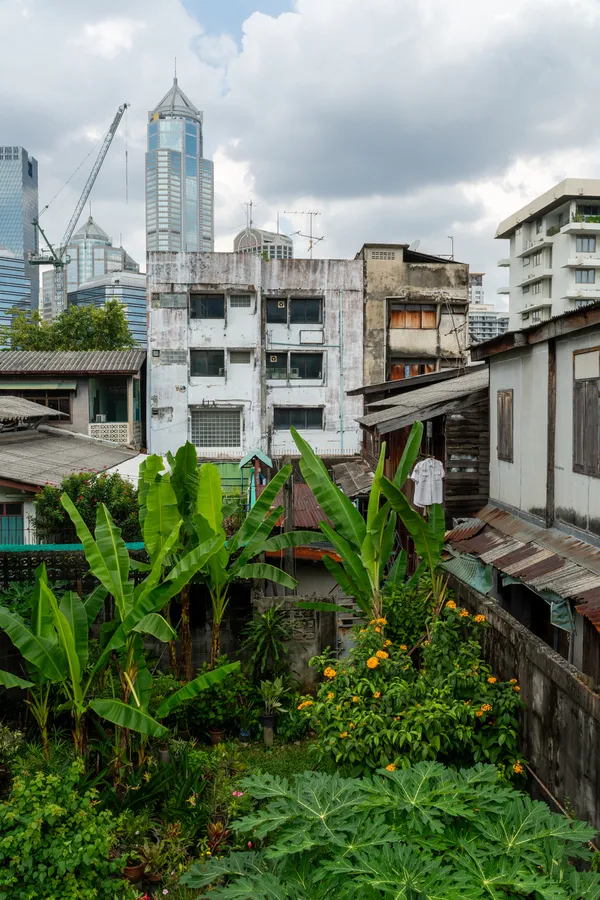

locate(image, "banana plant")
(290, 422), (425, 619)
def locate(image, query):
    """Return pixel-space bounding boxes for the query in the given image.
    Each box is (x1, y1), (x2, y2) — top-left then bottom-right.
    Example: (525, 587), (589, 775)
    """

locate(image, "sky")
(3, 0), (600, 306)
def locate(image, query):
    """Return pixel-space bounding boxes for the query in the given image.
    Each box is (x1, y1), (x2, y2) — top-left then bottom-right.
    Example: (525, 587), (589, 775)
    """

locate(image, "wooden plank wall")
(444, 396), (490, 521)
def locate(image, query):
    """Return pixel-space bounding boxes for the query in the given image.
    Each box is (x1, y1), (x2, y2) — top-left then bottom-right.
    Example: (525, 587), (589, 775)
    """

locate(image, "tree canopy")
(0, 298), (136, 351)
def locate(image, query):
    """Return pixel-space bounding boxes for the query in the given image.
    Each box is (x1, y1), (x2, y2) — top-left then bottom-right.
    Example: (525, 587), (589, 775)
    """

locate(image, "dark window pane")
(290, 352), (323, 379)
(290, 298), (322, 324)
(190, 294), (225, 318)
(274, 407), (322, 430)
(190, 350), (225, 376)
(290, 407), (306, 428)
(305, 408), (323, 429)
(266, 353), (287, 379)
(273, 408), (290, 429)
(4, 503), (22, 516)
(266, 298), (287, 323)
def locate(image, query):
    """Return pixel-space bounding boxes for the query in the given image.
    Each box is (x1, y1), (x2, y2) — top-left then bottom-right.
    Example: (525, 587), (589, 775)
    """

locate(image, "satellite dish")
(408, 240), (420, 251)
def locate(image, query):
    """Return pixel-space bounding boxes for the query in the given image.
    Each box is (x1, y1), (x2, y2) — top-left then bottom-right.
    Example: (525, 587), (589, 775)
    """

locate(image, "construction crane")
(30, 102), (129, 316)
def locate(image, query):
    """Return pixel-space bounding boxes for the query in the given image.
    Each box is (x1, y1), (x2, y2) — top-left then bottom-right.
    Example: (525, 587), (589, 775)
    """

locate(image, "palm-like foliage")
(182, 762), (600, 898)
(241, 605), (292, 679)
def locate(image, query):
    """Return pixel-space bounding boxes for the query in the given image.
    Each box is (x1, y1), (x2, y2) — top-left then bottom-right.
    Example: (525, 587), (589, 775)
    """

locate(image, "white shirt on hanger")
(410, 458), (445, 508)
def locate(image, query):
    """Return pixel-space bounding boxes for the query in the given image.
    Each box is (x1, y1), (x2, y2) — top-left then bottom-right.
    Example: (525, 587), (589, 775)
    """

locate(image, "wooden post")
(282, 456), (294, 594)
(546, 338), (556, 528)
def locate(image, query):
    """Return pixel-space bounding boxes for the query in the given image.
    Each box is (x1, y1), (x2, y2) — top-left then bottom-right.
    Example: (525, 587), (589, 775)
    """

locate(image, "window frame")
(289, 297), (323, 324)
(189, 349), (225, 377)
(189, 293), (226, 319)
(576, 269), (596, 284)
(576, 235), (596, 253)
(189, 407), (242, 448)
(266, 351), (324, 381)
(273, 407), (324, 430)
(266, 297), (288, 323)
(497, 389), (514, 463)
(389, 303), (437, 330)
(0, 389), (72, 423)
(573, 349), (600, 477)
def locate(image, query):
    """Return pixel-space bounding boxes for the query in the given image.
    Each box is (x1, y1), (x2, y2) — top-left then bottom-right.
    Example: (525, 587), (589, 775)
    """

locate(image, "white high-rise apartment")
(467, 272), (509, 344)
(496, 179), (600, 330)
(146, 79), (214, 253)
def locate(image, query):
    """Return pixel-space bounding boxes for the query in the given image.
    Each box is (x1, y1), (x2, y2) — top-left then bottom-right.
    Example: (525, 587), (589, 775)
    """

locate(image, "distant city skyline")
(0, 146), (38, 309)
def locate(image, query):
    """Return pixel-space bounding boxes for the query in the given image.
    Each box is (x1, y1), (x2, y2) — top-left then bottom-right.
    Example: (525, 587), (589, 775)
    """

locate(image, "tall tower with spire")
(146, 78), (214, 253)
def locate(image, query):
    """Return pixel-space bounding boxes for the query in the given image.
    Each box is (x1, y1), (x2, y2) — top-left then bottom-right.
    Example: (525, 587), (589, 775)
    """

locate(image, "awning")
(331, 459), (374, 498)
(444, 505), (600, 632)
(0, 380), (77, 390)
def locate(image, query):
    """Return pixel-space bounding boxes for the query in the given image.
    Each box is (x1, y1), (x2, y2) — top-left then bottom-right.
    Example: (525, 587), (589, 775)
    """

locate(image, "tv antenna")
(284, 210), (324, 258)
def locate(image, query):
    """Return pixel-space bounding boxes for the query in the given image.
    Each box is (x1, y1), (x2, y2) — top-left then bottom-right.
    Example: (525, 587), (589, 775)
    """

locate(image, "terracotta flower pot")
(209, 727), (226, 745)
(124, 860), (146, 882)
(147, 872), (162, 883)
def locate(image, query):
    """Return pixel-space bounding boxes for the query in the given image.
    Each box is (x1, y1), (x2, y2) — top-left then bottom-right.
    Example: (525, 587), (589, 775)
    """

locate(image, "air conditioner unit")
(95, 414), (107, 423)
(277, 300), (286, 308)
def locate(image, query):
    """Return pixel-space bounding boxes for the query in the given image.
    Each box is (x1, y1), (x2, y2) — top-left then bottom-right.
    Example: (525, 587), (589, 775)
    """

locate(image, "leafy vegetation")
(182, 761), (600, 898)
(0, 298), (135, 351)
(241, 604), (292, 680)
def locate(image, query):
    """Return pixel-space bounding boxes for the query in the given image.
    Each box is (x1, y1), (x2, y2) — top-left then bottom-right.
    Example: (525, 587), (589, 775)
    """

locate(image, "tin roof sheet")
(256, 482), (327, 529)
(447, 505), (600, 629)
(0, 396), (68, 421)
(0, 350), (146, 375)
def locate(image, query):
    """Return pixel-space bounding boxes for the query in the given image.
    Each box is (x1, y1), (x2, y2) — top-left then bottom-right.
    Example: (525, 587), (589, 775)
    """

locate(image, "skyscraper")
(0, 146), (38, 309)
(41, 215), (139, 320)
(146, 78), (214, 253)
(0, 246), (31, 343)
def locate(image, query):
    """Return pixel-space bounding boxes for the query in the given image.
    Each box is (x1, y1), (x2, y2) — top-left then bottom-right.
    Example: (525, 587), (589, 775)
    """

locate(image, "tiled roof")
(0, 350), (146, 375)
(0, 396), (67, 421)
(0, 431), (137, 488)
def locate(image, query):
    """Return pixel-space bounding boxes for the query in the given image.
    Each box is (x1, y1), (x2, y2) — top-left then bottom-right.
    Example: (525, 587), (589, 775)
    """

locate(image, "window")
(290, 298), (322, 324)
(290, 352), (323, 379)
(576, 236), (596, 252)
(190, 350), (225, 377)
(576, 269), (596, 284)
(531, 282), (542, 295)
(532, 251), (543, 266)
(497, 390), (514, 463)
(535, 217), (543, 234)
(523, 285), (530, 294)
(390, 360), (436, 380)
(274, 407), (323, 429)
(523, 256), (531, 267)
(390, 303), (436, 329)
(581, 205), (600, 216)
(190, 408), (241, 447)
(0, 389), (72, 421)
(0, 502), (23, 544)
(230, 350), (252, 364)
(266, 353), (287, 379)
(230, 294), (252, 308)
(266, 298), (287, 323)
(370, 250), (396, 260)
(190, 294), (225, 318)
(573, 350), (600, 476)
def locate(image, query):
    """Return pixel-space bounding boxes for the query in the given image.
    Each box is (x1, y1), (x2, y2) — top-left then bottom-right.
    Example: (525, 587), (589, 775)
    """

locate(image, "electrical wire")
(38, 128), (108, 218)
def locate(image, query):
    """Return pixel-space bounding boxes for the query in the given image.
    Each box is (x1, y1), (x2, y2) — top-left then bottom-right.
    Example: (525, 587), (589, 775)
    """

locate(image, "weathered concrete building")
(355, 243), (469, 385)
(147, 252), (364, 459)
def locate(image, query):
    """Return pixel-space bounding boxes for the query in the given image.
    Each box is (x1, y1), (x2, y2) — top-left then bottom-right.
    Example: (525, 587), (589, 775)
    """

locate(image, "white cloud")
(71, 17), (146, 60)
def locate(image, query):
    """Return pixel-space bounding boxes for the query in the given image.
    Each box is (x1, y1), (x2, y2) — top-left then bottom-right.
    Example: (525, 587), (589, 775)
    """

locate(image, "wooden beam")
(471, 332), (526, 360)
(527, 303), (600, 345)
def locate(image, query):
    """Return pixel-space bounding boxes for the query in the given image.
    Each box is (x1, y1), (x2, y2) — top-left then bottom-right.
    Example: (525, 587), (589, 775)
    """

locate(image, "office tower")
(0, 146), (38, 309)
(0, 247), (31, 343)
(469, 272), (485, 305)
(234, 227), (294, 259)
(69, 271), (147, 348)
(146, 78), (214, 253)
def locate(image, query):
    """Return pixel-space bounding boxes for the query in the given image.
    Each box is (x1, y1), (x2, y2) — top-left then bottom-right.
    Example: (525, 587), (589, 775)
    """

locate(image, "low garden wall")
(448, 574), (600, 830)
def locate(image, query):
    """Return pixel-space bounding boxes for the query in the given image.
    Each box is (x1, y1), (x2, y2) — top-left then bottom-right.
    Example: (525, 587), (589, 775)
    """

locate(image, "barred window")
(230, 294), (252, 308)
(230, 350), (252, 364)
(190, 408), (241, 447)
(371, 250), (396, 260)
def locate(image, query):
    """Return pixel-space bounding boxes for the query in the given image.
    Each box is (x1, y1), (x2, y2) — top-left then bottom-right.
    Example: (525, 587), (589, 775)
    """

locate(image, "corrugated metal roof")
(0, 350), (146, 375)
(257, 482), (327, 529)
(0, 431), (137, 487)
(445, 518), (486, 543)
(446, 505), (600, 629)
(331, 459), (374, 498)
(0, 396), (67, 421)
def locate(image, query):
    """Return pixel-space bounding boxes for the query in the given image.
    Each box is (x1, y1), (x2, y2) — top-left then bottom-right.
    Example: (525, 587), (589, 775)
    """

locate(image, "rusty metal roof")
(0, 350), (146, 375)
(446, 505), (600, 629)
(256, 482), (327, 530)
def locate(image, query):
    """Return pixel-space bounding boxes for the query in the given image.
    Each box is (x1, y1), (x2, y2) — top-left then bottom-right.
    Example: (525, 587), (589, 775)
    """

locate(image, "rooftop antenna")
(408, 240), (420, 252)
(447, 235), (454, 260)
(284, 210), (324, 258)
(244, 199), (254, 230)
(174, 57), (177, 81)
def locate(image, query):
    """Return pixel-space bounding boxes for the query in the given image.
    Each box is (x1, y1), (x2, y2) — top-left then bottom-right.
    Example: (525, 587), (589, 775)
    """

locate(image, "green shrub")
(241, 605), (292, 681)
(299, 604), (523, 776)
(182, 762), (600, 898)
(0, 724), (23, 768)
(382, 579), (434, 647)
(0, 760), (133, 899)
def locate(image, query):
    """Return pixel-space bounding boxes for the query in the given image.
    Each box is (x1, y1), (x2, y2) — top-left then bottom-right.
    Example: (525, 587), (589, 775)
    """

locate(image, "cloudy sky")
(3, 0), (600, 304)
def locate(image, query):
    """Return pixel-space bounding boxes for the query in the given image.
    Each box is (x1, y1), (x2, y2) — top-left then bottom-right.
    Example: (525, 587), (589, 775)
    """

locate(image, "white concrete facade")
(496, 179), (600, 330)
(147, 252), (364, 459)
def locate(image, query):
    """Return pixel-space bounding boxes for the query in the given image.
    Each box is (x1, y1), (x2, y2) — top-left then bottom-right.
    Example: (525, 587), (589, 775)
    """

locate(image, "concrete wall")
(147, 252), (364, 458)
(357, 245), (469, 385)
(450, 575), (600, 830)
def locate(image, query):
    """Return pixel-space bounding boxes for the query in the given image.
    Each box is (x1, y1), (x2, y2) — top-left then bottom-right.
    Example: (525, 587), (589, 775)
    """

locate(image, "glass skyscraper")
(0, 146), (38, 309)
(42, 215), (139, 320)
(0, 247), (31, 343)
(146, 78), (214, 253)
(69, 271), (147, 348)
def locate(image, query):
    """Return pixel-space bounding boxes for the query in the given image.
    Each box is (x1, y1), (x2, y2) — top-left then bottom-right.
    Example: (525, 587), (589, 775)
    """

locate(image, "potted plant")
(237, 693), (255, 743)
(123, 852), (146, 883)
(141, 839), (167, 883)
(259, 677), (287, 746)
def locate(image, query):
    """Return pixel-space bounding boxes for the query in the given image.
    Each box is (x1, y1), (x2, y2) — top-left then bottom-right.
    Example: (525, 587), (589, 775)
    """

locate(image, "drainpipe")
(339, 288), (344, 452)
(546, 338), (556, 528)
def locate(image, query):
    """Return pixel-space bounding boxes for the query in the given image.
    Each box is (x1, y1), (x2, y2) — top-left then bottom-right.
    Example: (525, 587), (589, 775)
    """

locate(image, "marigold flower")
(475, 710), (483, 717)
(297, 700), (313, 710)
(400, 644), (408, 651)
(385, 763), (396, 772)
(352, 695), (360, 702)
(459, 608), (469, 617)
(324, 667), (337, 678)
(481, 703), (492, 712)
(377, 618), (387, 626)
(349, 723), (355, 729)
(513, 761), (524, 775)
(327, 692), (334, 700)
(474, 614), (486, 623)
(339, 731), (348, 738)
(384, 639), (392, 647)
(375, 650), (388, 659)
(509, 678), (518, 684)
(446, 600), (457, 609)
(513, 685), (521, 692)
(375, 626), (381, 633)
(366, 656), (380, 669)
(370, 619), (377, 625)
(373, 691), (381, 699)
(487, 676), (497, 684)
(423, 640), (430, 646)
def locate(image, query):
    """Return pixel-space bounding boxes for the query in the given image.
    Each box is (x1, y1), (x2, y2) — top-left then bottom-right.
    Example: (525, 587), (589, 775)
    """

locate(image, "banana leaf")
(234, 564), (297, 590)
(83, 584), (108, 627)
(228, 465), (292, 553)
(261, 531), (326, 552)
(196, 463), (224, 535)
(143, 478), (181, 562)
(0, 669), (34, 689)
(132, 613), (176, 642)
(393, 421), (424, 487)
(59, 591), (89, 671)
(155, 661), (240, 719)
(90, 699), (168, 738)
(43, 584), (83, 702)
(378, 478), (443, 578)
(30, 563), (55, 643)
(0, 607), (66, 682)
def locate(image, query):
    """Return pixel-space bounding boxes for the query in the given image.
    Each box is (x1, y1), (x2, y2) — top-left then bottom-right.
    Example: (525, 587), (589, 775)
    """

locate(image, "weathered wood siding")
(444, 396), (490, 521)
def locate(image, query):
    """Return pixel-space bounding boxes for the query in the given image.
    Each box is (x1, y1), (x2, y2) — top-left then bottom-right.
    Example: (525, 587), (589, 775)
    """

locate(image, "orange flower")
(375, 627), (381, 633)
(446, 600), (457, 609)
(509, 678), (518, 684)
(377, 618), (387, 626)
(339, 731), (348, 738)
(399, 644), (408, 651)
(513, 761), (524, 775)
(480, 703), (492, 712)
(513, 685), (521, 692)
(366, 657), (380, 669)
(297, 700), (313, 710)
(373, 691), (381, 699)
(460, 608), (469, 618)
(474, 614), (486, 623)
(475, 710), (483, 717)
(376, 650), (388, 659)
(349, 723), (355, 729)
(352, 695), (360, 703)
(385, 763), (396, 772)
(324, 667), (337, 679)
(384, 640), (392, 647)
(370, 619), (377, 625)
(327, 692), (334, 700)
(487, 676), (497, 684)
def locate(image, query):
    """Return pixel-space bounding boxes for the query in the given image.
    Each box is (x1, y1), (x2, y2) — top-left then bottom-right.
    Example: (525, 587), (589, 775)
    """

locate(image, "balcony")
(497, 258), (510, 267)
(89, 420), (141, 445)
(560, 220), (600, 235)
(515, 238), (554, 259)
(516, 269), (553, 289)
(565, 256), (600, 268)
(564, 285), (600, 302)
(497, 286), (510, 295)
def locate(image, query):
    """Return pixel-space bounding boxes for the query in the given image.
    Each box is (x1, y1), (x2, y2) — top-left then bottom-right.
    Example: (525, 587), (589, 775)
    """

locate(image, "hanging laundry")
(410, 457), (445, 509)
